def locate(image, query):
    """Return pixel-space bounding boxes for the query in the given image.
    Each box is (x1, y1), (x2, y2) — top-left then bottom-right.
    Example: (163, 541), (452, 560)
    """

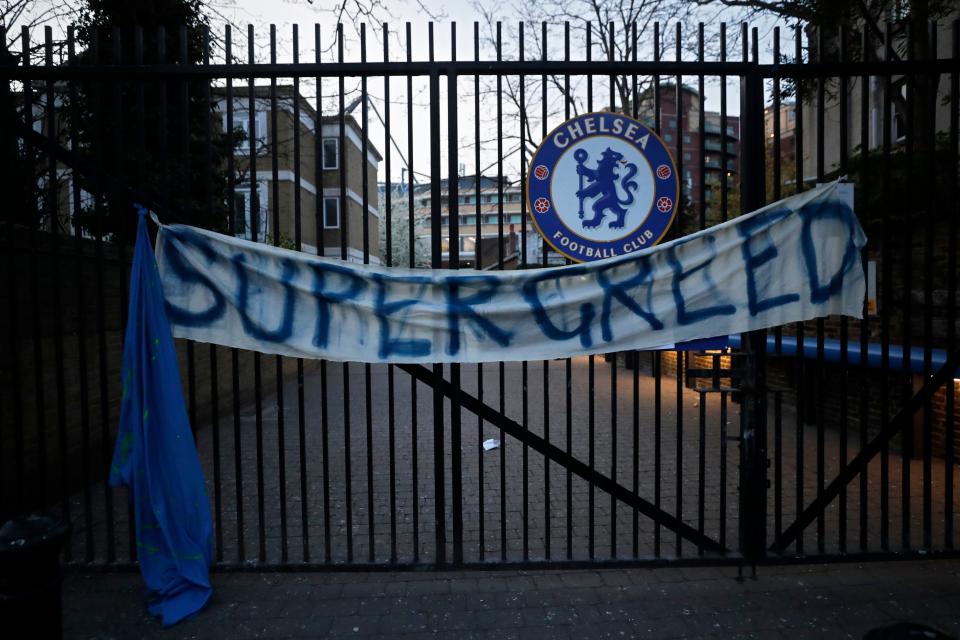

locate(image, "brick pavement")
(64, 356), (960, 566)
(62, 559), (960, 638)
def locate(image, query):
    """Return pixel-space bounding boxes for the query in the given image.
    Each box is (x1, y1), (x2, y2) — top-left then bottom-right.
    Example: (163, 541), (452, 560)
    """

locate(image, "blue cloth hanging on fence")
(109, 208), (214, 627)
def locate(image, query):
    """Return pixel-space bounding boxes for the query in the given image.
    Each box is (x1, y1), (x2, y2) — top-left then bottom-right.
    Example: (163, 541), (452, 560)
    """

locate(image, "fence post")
(429, 68), (447, 566)
(738, 60), (768, 567)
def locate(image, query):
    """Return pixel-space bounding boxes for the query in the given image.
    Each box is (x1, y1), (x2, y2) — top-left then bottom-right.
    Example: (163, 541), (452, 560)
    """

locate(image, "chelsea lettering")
(551, 115), (651, 150)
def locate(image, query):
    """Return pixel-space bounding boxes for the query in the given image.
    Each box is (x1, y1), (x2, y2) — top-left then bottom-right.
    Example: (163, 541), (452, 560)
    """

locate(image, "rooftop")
(213, 84), (383, 161)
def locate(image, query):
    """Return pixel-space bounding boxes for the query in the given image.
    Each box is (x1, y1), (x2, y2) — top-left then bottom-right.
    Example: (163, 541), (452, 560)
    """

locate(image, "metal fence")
(0, 19), (958, 570)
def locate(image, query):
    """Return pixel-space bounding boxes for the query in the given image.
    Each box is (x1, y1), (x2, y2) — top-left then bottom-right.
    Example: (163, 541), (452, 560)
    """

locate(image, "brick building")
(764, 101), (797, 163)
(214, 85), (382, 263)
(411, 175), (524, 269)
(637, 83), (741, 227)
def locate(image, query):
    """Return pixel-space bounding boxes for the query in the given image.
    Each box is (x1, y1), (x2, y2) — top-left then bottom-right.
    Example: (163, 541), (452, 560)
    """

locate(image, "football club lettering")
(527, 112), (679, 263)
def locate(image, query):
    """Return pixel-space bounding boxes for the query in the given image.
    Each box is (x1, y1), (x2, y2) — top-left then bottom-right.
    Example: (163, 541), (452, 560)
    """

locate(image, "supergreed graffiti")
(156, 181), (865, 364)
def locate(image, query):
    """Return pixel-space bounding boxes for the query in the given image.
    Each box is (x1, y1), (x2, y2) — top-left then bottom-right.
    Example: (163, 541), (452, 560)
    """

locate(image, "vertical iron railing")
(737, 31), (768, 567)
(0, 20), (957, 570)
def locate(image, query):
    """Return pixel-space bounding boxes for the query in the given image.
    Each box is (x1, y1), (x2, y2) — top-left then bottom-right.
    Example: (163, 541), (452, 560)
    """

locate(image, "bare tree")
(470, 0), (740, 172)
(697, 0), (953, 157)
(0, 2), (87, 230)
(1, 0), (82, 57)
(378, 185), (429, 267)
(292, 0), (446, 53)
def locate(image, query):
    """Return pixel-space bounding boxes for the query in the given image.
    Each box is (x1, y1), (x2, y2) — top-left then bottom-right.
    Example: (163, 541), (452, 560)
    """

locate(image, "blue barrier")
(726, 334), (954, 377)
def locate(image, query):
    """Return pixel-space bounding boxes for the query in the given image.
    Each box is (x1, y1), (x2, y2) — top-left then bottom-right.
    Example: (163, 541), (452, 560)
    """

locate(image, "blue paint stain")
(372, 273), (431, 358)
(161, 228), (226, 326)
(232, 253), (297, 343)
(520, 267), (596, 348)
(668, 235), (736, 325)
(595, 256), (663, 342)
(444, 275), (513, 355)
(159, 189), (860, 361)
(737, 208), (800, 316)
(800, 200), (860, 304)
(308, 261), (368, 348)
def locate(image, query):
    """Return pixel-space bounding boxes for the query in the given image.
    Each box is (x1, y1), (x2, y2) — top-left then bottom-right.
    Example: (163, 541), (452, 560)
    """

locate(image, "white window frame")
(323, 196), (340, 229)
(223, 110), (268, 152)
(232, 182), (268, 240)
(322, 137), (339, 170)
(891, 81), (908, 142)
(60, 174), (95, 238)
(232, 189), (252, 237)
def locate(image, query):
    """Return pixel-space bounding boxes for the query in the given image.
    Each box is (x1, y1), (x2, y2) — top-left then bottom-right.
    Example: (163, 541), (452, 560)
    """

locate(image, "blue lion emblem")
(574, 147), (640, 229)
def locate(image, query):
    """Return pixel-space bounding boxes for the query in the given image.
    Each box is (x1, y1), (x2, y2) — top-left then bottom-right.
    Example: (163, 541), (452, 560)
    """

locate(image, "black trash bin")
(0, 513), (71, 639)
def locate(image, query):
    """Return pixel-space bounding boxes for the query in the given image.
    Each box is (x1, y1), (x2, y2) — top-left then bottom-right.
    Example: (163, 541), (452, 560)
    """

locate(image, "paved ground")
(64, 356), (960, 566)
(62, 559), (960, 639)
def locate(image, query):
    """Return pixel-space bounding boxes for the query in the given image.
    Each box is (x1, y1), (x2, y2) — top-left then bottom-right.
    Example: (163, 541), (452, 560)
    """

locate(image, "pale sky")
(204, 1), (791, 185)
(15, 0), (790, 184)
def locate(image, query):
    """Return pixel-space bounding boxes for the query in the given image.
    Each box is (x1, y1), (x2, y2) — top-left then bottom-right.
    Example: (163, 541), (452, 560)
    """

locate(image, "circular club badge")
(527, 112), (679, 262)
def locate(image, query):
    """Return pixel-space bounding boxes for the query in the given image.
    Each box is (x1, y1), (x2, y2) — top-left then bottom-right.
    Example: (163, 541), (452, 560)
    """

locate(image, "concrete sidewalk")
(63, 559), (960, 639)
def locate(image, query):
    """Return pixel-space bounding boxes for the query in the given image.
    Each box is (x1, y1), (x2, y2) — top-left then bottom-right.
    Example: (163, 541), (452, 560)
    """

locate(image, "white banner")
(156, 181), (865, 364)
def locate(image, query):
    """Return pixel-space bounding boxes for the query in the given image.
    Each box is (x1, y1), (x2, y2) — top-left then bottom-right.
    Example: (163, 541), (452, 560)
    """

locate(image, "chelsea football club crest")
(527, 112), (679, 263)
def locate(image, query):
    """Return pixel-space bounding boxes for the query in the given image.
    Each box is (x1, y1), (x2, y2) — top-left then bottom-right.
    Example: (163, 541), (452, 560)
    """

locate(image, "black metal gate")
(1, 19), (958, 570)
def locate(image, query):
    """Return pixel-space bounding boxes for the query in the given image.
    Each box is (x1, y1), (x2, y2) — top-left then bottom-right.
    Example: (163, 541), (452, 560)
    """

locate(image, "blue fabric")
(110, 209), (214, 627)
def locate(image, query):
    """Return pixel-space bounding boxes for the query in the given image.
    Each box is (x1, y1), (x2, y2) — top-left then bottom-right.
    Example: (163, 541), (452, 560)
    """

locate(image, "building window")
(233, 191), (249, 235)
(669, 118), (677, 129)
(682, 134), (691, 144)
(322, 138), (339, 170)
(225, 110), (268, 152)
(323, 197), (340, 228)
(892, 82), (908, 141)
(508, 213), (521, 223)
(232, 183), (267, 240)
(664, 133), (673, 142)
(683, 152), (691, 161)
